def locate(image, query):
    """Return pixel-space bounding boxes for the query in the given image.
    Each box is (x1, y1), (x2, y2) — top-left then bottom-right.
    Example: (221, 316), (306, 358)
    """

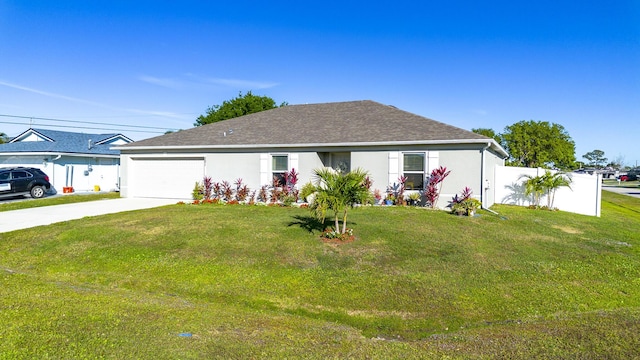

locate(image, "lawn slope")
(0, 191), (638, 358)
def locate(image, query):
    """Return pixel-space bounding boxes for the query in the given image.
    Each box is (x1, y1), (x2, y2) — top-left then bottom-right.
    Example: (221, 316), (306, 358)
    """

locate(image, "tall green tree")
(502, 120), (576, 169)
(310, 167), (370, 234)
(195, 91), (286, 126)
(582, 149), (607, 169)
(471, 128), (502, 144)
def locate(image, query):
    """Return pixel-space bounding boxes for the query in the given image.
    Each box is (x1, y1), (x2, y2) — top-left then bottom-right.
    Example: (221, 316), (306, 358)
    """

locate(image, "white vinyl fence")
(493, 166), (602, 217)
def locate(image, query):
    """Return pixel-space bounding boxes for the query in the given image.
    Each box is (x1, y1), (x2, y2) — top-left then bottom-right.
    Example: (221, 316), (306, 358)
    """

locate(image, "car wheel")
(30, 185), (45, 198)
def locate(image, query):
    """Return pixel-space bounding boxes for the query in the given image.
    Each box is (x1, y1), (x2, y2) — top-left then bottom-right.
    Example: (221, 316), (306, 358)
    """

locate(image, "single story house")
(116, 100), (508, 208)
(0, 128), (132, 193)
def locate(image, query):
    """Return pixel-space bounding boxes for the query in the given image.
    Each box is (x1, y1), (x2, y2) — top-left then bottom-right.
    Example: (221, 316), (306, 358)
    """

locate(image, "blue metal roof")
(0, 128), (132, 156)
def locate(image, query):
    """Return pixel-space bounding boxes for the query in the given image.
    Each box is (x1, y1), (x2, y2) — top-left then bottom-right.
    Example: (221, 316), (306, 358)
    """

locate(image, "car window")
(0, 172), (9, 181)
(11, 171), (30, 179)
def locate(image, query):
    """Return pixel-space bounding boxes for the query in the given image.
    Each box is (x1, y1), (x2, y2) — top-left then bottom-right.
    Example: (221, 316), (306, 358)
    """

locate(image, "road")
(602, 184), (640, 199)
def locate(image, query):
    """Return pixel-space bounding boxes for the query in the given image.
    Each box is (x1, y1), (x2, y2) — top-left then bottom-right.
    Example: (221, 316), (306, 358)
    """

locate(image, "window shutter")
(427, 151), (439, 174)
(388, 152), (400, 184)
(289, 153), (298, 171)
(260, 154), (270, 186)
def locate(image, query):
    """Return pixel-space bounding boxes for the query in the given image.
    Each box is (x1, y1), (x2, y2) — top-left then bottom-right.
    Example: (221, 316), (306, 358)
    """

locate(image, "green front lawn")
(1, 192), (639, 358)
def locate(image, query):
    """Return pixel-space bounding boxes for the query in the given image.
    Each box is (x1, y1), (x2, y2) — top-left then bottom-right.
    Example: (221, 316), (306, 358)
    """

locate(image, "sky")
(1, 1), (639, 166)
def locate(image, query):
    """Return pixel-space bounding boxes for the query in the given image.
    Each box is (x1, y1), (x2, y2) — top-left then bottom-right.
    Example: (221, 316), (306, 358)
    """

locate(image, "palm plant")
(520, 170), (572, 209)
(542, 171), (572, 209)
(520, 173), (546, 208)
(311, 167), (370, 234)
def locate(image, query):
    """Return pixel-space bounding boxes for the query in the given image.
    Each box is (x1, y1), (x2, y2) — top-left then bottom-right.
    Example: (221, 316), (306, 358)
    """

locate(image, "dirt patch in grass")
(551, 225), (583, 234)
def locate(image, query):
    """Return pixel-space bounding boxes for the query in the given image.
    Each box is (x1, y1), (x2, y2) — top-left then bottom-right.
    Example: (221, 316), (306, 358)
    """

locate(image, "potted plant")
(385, 194), (395, 205)
(407, 192), (421, 206)
(451, 198), (481, 216)
(373, 189), (382, 205)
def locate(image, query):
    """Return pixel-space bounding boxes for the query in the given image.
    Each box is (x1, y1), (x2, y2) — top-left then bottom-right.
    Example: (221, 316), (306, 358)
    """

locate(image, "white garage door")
(130, 158), (205, 199)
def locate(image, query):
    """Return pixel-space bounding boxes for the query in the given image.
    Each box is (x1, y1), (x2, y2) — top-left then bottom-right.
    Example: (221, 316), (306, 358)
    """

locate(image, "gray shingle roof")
(121, 100), (502, 153)
(0, 128), (131, 156)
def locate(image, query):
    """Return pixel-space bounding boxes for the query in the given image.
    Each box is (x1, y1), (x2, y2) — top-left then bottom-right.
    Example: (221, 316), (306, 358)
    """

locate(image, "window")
(0, 172), (9, 181)
(403, 153), (425, 190)
(11, 171), (30, 180)
(272, 155), (288, 186)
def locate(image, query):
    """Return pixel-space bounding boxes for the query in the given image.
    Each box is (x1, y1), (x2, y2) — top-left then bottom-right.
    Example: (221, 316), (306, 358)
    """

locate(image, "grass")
(0, 192), (120, 212)
(603, 179), (640, 188)
(0, 192), (639, 358)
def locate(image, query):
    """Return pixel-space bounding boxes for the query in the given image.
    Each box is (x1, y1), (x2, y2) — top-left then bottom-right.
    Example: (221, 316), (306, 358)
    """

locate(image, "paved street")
(602, 184), (640, 199)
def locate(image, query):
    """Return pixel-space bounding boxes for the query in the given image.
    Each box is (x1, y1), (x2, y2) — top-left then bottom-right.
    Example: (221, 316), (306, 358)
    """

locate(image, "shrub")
(425, 166), (450, 209)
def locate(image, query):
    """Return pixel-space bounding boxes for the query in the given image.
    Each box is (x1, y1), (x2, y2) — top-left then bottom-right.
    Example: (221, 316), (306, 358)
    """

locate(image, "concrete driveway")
(0, 197), (177, 233)
(602, 184), (640, 199)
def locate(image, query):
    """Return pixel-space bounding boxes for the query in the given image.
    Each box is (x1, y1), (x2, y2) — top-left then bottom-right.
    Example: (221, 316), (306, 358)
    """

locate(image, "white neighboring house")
(0, 128), (132, 193)
(116, 100), (508, 207)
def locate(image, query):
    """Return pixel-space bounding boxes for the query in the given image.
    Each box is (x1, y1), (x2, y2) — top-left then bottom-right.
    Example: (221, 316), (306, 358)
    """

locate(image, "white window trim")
(401, 152), (427, 190)
(261, 153), (299, 186)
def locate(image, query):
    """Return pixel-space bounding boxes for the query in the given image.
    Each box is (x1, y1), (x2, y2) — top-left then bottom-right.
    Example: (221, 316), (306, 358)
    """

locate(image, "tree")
(471, 128), (502, 144)
(0, 132), (8, 144)
(607, 155), (625, 170)
(520, 170), (571, 209)
(310, 167), (370, 234)
(582, 149), (607, 169)
(542, 171), (571, 209)
(520, 173), (546, 208)
(195, 91), (286, 126)
(501, 120), (575, 169)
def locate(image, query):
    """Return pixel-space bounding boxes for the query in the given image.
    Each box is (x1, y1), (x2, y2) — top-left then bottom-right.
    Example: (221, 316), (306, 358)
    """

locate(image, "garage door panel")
(130, 158), (204, 199)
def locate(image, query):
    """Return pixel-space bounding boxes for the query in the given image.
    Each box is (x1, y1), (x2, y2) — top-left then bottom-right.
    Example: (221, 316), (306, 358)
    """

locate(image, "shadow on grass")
(288, 215), (359, 234)
(288, 215), (325, 233)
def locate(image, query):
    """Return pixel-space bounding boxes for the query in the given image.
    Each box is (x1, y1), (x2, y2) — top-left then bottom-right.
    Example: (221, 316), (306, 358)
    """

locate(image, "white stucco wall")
(351, 151), (389, 191)
(296, 152), (324, 185)
(205, 153), (261, 186)
(119, 145), (503, 209)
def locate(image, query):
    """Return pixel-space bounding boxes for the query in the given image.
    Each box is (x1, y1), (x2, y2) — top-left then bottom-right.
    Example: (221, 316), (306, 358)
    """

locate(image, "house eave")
(0, 151), (121, 158)
(116, 139), (509, 157)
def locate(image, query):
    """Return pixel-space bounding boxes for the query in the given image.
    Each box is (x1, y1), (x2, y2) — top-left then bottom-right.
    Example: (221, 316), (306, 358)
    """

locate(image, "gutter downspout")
(480, 142), (490, 210)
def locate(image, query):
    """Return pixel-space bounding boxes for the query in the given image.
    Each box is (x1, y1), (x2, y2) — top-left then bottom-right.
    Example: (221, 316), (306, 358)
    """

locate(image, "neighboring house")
(116, 100), (508, 207)
(0, 128), (132, 193)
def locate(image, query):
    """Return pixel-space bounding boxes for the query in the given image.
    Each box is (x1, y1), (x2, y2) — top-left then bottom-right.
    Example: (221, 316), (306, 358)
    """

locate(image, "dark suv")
(626, 168), (640, 181)
(0, 167), (52, 199)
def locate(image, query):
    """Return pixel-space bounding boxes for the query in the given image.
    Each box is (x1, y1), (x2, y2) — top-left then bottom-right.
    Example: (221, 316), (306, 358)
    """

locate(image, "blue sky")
(1, 1), (639, 166)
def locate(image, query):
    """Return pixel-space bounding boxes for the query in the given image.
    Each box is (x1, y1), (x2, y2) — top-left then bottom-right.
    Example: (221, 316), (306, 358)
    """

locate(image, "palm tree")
(520, 170), (572, 209)
(520, 173), (546, 208)
(542, 171), (572, 209)
(311, 167), (370, 234)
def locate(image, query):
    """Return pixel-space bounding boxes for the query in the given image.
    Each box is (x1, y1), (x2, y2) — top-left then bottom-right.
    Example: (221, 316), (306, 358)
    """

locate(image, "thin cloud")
(140, 74), (279, 90)
(138, 75), (184, 89)
(0, 79), (106, 107)
(205, 77), (279, 89)
(0, 79), (186, 120)
(125, 108), (188, 120)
